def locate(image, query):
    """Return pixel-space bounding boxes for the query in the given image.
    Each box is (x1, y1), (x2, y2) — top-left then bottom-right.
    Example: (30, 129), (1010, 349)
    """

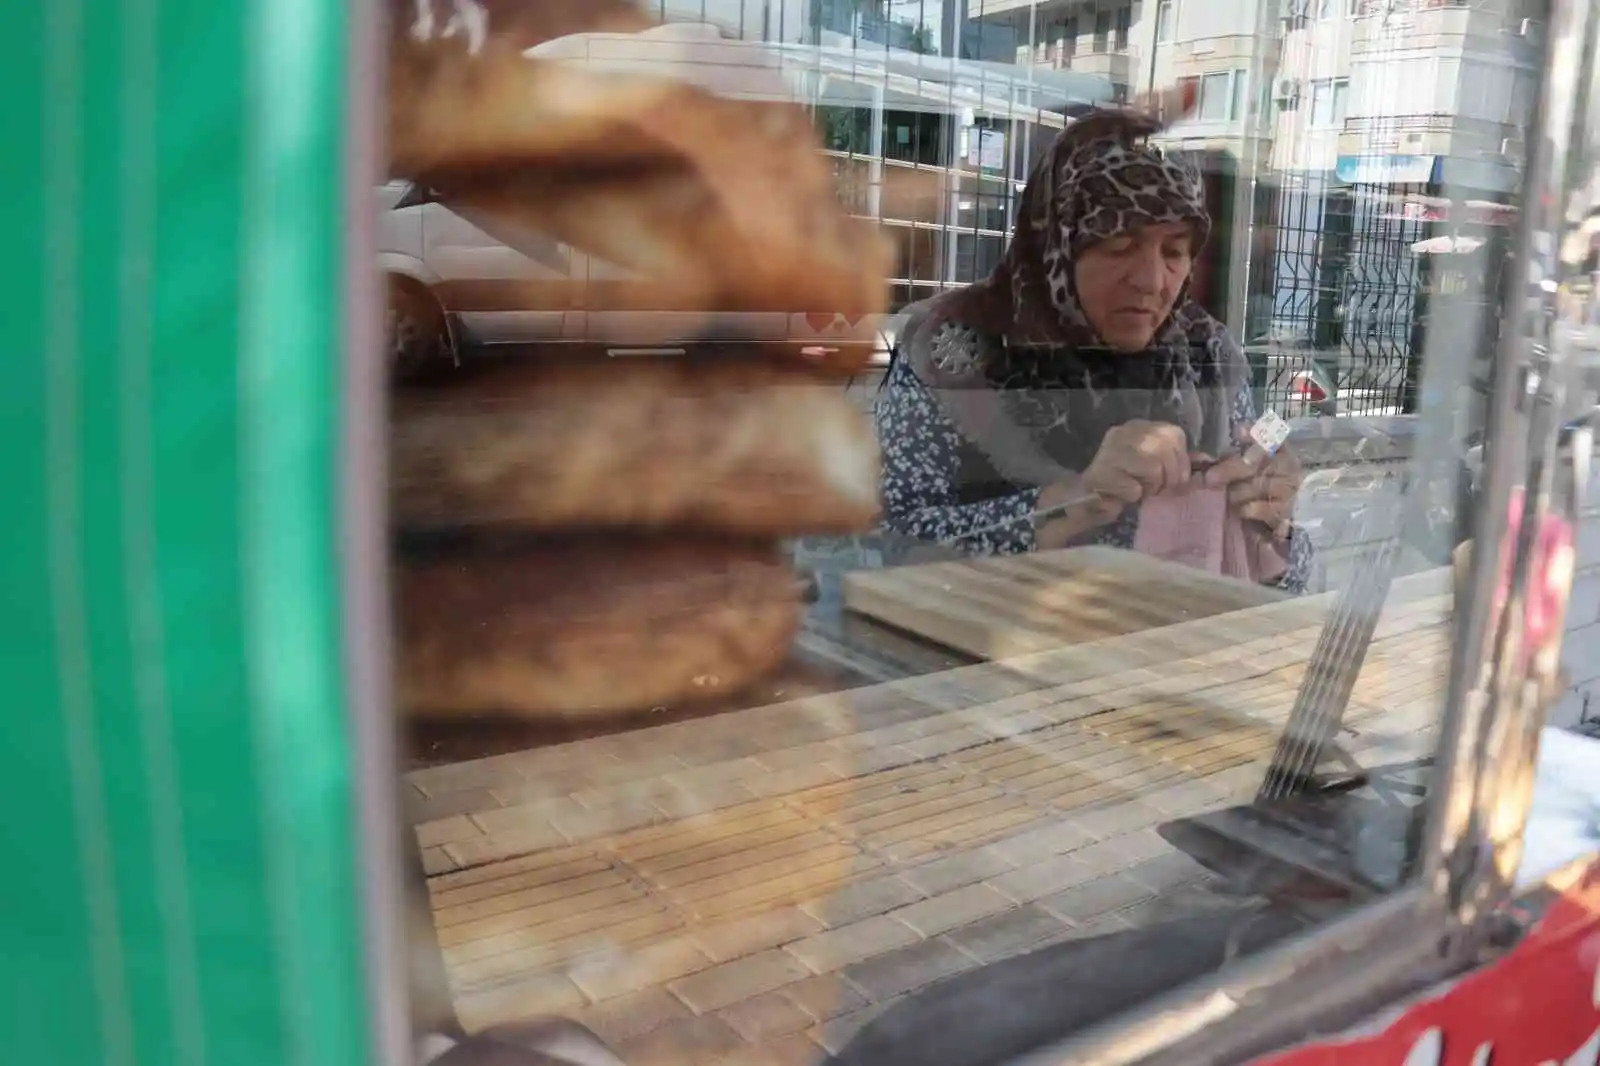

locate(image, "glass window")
(380, 2), (1538, 1064)
(954, 231), (1006, 281)
(1200, 71), (1234, 121)
(1176, 74), (1202, 119)
(1309, 77), (1349, 128)
(1157, 0), (1177, 43)
(816, 104), (873, 155)
(1060, 16), (1078, 51)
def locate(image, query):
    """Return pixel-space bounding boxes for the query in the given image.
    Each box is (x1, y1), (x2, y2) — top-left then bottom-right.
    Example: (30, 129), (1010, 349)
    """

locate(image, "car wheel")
(388, 278), (449, 382)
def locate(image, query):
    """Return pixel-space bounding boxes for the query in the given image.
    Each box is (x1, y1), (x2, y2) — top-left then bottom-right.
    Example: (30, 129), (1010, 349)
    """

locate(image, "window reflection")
(389, 1), (1548, 1063)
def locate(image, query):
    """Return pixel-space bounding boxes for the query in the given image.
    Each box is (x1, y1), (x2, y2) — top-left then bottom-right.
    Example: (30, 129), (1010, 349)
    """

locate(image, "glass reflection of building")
(639, 0), (1538, 376)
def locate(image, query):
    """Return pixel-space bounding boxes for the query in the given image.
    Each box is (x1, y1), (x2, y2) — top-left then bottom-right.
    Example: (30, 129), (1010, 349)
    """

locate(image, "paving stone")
(569, 935), (713, 1002)
(469, 800), (573, 839)
(1067, 829), (1172, 876)
(443, 824), (567, 869)
(989, 853), (1096, 903)
(454, 971), (588, 1033)
(408, 756), (526, 798)
(618, 1015), (747, 1066)
(1125, 851), (1209, 893)
(691, 906), (825, 963)
(577, 987), (692, 1045)
(809, 999), (903, 1056)
(546, 797), (667, 841)
(780, 974), (869, 1022)
(669, 949), (812, 1014)
(710, 1032), (825, 1066)
(940, 903), (1076, 963)
(427, 843), (595, 893)
(420, 846), (459, 876)
(745, 763), (846, 798)
(986, 820), (1096, 864)
(415, 815), (483, 849)
(716, 990), (817, 1042)
(840, 938), (978, 1002)
(823, 744), (919, 776)
(784, 914), (920, 974)
(1068, 800), (1168, 841)
(797, 874), (925, 928)
(1036, 873), (1154, 924)
(429, 852), (611, 912)
(1141, 778), (1229, 816)
(890, 883), (1013, 938)
(898, 847), (1016, 896)
(406, 786), (502, 825)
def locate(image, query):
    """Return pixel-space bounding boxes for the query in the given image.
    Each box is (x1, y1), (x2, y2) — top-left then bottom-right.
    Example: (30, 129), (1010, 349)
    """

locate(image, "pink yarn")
(1132, 476), (1288, 585)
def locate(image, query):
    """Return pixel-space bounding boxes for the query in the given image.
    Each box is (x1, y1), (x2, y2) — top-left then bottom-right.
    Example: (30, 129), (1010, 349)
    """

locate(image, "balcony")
(1016, 40), (1137, 83)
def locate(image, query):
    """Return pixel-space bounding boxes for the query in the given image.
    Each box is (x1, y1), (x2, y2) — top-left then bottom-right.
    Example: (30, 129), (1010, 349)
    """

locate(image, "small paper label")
(1250, 409), (1291, 456)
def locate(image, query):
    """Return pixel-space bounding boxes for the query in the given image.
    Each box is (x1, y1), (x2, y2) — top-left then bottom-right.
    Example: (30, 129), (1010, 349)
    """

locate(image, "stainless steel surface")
(1424, 0), (1600, 924)
(349, 0), (415, 1061)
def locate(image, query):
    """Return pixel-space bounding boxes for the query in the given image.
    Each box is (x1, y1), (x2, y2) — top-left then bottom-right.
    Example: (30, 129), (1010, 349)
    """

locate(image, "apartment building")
(630, 0), (1535, 373)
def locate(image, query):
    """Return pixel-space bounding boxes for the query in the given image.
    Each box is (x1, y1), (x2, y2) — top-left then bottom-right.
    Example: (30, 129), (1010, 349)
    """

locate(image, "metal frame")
(362, 5), (1598, 1066)
(344, 0), (414, 1062)
(1424, 0), (1599, 924)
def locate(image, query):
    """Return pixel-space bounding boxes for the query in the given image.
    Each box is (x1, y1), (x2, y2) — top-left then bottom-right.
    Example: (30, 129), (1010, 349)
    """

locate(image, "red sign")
(1386, 199), (1520, 227)
(1248, 861), (1600, 1066)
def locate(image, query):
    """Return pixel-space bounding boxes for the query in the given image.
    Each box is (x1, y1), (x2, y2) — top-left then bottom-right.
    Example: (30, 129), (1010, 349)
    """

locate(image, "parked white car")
(377, 22), (903, 377)
(376, 182), (897, 376)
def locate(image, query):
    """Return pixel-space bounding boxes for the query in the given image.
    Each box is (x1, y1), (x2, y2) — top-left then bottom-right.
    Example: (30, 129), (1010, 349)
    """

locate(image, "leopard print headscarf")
(899, 104), (1247, 489)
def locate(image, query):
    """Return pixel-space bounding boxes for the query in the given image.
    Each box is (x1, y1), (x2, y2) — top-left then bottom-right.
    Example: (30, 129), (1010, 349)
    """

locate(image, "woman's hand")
(1203, 440), (1303, 538)
(1033, 421), (1191, 550)
(1083, 420), (1193, 504)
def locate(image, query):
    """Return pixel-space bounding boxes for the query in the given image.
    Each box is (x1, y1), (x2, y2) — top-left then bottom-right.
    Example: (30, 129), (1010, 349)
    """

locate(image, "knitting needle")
(946, 491), (1105, 545)
(943, 448), (1258, 547)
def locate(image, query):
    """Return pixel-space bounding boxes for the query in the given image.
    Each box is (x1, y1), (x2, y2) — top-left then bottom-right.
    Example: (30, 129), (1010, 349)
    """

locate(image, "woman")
(876, 106), (1312, 593)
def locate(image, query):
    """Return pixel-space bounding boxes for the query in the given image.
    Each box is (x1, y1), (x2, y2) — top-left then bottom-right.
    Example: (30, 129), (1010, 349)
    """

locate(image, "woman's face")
(1073, 220), (1196, 352)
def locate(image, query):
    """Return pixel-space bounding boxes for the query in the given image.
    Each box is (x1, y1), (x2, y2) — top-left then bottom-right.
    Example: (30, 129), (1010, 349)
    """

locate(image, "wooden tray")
(840, 546), (1286, 661)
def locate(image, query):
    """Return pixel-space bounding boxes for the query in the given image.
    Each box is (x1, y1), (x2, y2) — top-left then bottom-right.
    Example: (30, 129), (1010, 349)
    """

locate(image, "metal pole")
(869, 79), (885, 218)
(1424, 0), (1600, 918)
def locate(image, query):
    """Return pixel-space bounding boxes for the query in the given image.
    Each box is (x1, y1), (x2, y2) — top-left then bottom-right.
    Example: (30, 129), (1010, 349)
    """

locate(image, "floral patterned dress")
(873, 354), (1315, 594)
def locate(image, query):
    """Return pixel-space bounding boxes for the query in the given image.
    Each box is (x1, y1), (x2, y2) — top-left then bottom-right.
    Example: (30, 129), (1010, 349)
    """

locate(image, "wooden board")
(839, 546), (1287, 661)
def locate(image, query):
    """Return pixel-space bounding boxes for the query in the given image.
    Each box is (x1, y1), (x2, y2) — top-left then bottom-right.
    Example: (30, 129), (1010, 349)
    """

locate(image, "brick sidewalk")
(405, 572), (1451, 1066)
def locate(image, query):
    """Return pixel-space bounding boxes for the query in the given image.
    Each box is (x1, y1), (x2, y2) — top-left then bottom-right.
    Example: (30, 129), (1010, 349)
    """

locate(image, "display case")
(4, 1), (1599, 1065)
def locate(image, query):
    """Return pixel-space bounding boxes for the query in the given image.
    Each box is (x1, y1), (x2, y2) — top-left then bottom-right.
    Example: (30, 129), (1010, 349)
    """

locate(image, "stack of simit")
(385, 0), (891, 720)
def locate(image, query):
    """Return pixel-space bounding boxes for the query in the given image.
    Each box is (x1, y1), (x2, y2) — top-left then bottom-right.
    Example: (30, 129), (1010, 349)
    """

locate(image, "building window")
(1059, 17), (1077, 56)
(1199, 71), (1233, 121)
(1308, 77), (1348, 128)
(1178, 71), (1248, 122)
(1114, 7), (1131, 50)
(1316, 0), (1352, 17)
(1093, 10), (1111, 53)
(1156, 0), (1177, 43)
(1176, 75), (1200, 119)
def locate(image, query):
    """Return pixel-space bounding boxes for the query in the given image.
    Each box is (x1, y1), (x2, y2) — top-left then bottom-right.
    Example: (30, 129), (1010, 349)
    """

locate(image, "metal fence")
(1247, 172), (1509, 420)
